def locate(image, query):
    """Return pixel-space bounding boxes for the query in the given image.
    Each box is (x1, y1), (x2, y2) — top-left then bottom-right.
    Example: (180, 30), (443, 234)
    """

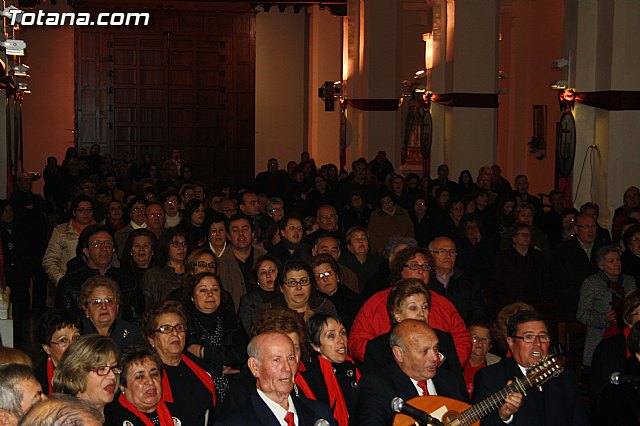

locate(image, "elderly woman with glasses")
(105, 345), (180, 426)
(35, 308), (81, 396)
(141, 228), (188, 308)
(577, 244), (636, 367)
(79, 276), (144, 350)
(309, 254), (361, 330)
(180, 272), (248, 403)
(52, 334), (121, 415)
(143, 300), (216, 425)
(262, 259), (337, 323)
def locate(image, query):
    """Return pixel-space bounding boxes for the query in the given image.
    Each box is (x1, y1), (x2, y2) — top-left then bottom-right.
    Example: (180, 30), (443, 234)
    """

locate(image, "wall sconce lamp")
(551, 58), (569, 69)
(422, 33), (433, 70)
(550, 80), (568, 90)
(9, 64), (29, 77)
(17, 82), (30, 93)
(1, 39), (26, 56)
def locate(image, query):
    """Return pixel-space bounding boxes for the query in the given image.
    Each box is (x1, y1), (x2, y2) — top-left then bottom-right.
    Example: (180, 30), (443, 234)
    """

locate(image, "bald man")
(355, 320), (469, 426)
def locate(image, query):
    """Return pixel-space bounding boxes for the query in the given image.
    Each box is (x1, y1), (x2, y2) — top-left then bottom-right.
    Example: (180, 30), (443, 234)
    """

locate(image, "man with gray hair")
(0, 364), (46, 426)
(215, 332), (336, 425)
(18, 394), (103, 426)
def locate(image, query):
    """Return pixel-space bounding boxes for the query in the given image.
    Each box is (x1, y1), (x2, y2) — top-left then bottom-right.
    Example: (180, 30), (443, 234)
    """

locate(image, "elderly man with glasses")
(55, 225), (139, 323)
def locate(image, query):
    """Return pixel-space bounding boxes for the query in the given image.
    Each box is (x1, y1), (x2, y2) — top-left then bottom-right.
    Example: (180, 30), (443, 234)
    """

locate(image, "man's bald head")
(390, 320), (440, 381)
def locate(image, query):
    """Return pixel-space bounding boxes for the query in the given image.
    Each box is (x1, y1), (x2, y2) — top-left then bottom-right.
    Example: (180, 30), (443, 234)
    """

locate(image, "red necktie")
(417, 380), (430, 395)
(285, 411), (296, 426)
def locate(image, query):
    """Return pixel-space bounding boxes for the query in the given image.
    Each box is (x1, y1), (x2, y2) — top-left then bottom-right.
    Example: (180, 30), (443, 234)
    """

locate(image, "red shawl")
(161, 354), (216, 407)
(46, 358), (55, 396)
(294, 361), (317, 399)
(317, 356), (360, 426)
(118, 393), (174, 426)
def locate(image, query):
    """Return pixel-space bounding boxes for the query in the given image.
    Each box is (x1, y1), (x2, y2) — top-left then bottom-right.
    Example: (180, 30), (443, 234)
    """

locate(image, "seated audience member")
(35, 309), (80, 395)
(0, 348), (32, 367)
(512, 174), (544, 224)
(18, 395), (103, 426)
(43, 195), (95, 286)
(310, 254), (361, 330)
(182, 272), (248, 402)
(161, 190), (182, 228)
(491, 223), (550, 306)
(349, 246), (471, 365)
(455, 216), (496, 290)
(207, 213), (229, 258)
(363, 279), (463, 386)
(104, 345), (179, 426)
(176, 198), (209, 249)
(143, 202), (165, 240)
(340, 192), (372, 231)
(215, 332), (336, 426)
(590, 290), (640, 400)
(367, 190), (414, 256)
(55, 224), (138, 323)
(299, 313), (360, 425)
(435, 198), (465, 240)
(143, 301), (216, 425)
(457, 169), (476, 196)
(140, 228), (188, 308)
(269, 214), (313, 263)
(238, 255), (283, 335)
(541, 189), (565, 247)
(577, 245), (636, 367)
(261, 260), (337, 323)
(621, 224), (640, 284)
(53, 334), (120, 415)
(355, 320), (469, 426)
(0, 364), (46, 425)
(410, 193), (437, 247)
(339, 227), (383, 295)
(120, 228), (157, 313)
(114, 198), (147, 259)
(79, 276), (144, 350)
(500, 202), (552, 261)
(311, 235), (360, 295)
(612, 186), (640, 241)
(463, 322), (501, 399)
(360, 236), (416, 299)
(428, 236), (488, 324)
(580, 202), (611, 246)
(217, 214), (267, 310)
(303, 205), (345, 247)
(473, 310), (587, 425)
(592, 321), (640, 426)
(551, 213), (602, 322)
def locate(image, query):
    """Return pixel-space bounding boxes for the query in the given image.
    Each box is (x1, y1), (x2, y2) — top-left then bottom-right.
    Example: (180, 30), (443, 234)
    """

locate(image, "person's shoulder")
(294, 395), (334, 419)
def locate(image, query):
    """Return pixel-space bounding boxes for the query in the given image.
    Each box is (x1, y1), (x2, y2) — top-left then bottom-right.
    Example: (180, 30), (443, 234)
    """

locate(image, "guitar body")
(392, 395), (478, 426)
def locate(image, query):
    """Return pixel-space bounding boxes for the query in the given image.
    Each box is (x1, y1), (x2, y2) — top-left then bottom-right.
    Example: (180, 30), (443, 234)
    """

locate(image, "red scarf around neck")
(161, 354), (216, 407)
(294, 361), (317, 399)
(317, 355), (361, 426)
(118, 393), (174, 426)
(46, 358), (55, 396)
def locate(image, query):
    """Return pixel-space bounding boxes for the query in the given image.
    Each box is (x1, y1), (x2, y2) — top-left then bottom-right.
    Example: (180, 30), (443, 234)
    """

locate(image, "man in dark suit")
(551, 213), (601, 321)
(215, 332), (335, 426)
(473, 309), (588, 426)
(355, 320), (472, 426)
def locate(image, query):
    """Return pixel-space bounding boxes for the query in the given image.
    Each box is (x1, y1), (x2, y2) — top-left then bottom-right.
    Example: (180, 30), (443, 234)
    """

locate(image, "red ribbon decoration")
(317, 356), (361, 426)
(118, 393), (174, 426)
(161, 354), (216, 407)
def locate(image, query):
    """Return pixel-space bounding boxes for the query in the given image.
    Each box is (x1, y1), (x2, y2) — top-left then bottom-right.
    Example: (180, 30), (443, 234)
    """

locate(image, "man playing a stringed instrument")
(355, 320), (469, 426)
(473, 310), (588, 425)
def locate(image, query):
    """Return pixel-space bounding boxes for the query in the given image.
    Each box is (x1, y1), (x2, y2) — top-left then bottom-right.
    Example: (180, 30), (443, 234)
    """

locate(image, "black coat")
(551, 237), (600, 321)
(589, 332), (628, 400)
(430, 269), (488, 324)
(355, 360), (468, 426)
(214, 390), (337, 426)
(472, 357), (588, 426)
(592, 354), (640, 426)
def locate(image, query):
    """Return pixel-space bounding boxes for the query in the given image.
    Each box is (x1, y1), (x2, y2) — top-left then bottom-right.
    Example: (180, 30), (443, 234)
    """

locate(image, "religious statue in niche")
(402, 92), (432, 166)
(555, 89), (576, 206)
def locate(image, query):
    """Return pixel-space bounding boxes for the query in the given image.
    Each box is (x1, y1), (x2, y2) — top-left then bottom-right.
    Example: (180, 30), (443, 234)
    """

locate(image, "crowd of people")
(0, 146), (639, 425)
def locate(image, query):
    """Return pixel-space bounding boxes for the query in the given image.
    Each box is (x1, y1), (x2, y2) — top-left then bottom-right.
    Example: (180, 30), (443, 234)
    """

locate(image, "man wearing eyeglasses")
(55, 224), (138, 323)
(473, 310), (587, 426)
(551, 213), (602, 321)
(43, 195), (96, 287)
(428, 237), (487, 325)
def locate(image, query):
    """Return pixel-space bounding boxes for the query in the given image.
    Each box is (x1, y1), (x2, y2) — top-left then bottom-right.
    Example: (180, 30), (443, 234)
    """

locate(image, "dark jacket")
(430, 268), (488, 324)
(81, 315), (144, 351)
(215, 390), (336, 426)
(473, 357), (588, 426)
(355, 360), (468, 426)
